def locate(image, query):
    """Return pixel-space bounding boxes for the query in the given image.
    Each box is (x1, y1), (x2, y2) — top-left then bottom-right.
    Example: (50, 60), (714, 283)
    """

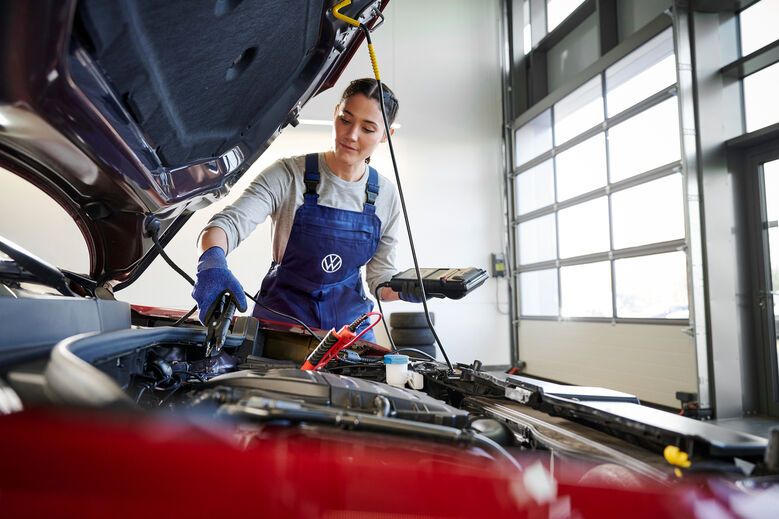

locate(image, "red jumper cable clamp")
(300, 312), (382, 371)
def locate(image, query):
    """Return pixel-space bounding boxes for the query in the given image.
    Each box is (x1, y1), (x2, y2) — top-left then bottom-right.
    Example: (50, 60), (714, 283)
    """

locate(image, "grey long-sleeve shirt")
(205, 152), (401, 293)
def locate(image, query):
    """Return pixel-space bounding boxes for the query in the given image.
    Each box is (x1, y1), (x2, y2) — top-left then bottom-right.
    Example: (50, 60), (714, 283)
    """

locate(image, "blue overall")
(253, 154), (381, 341)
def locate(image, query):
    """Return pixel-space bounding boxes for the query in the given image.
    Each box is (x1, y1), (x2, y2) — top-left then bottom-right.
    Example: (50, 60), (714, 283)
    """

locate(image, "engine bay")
(0, 304), (757, 488)
(4, 276), (777, 517)
(0, 270), (775, 490)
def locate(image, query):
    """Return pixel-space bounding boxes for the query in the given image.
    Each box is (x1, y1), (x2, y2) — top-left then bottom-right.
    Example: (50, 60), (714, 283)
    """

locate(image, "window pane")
(558, 197), (610, 258)
(523, 0), (532, 55)
(769, 227), (779, 317)
(547, 14), (599, 91)
(608, 97), (681, 182)
(561, 261), (612, 317)
(517, 159), (555, 215)
(547, 0), (586, 31)
(515, 109), (553, 167)
(554, 76), (604, 145)
(611, 174), (685, 249)
(765, 159), (779, 317)
(617, 0), (671, 42)
(606, 28), (676, 117)
(740, 0), (779, 56)
(556, 133), (607, 201)
(531, 0), (547, 47)
(520, 269), (559, 316)
(518, 214), (557, 265)
(765, 159), (779, 222)
(744, 61), (779, 133)
(615, 252), (689, 318)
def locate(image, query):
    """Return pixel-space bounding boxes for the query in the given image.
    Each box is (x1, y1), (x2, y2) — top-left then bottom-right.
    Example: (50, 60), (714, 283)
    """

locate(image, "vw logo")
(321, 254), (342, 273)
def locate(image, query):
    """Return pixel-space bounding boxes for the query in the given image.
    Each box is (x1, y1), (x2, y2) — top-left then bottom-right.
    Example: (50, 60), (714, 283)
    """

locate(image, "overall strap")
(303, 153), (320, 204)
(363, 166), (380, 214)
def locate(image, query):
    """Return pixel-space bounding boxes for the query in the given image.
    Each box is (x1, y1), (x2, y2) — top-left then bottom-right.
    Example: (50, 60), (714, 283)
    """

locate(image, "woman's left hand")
(379, 286), (401, 302)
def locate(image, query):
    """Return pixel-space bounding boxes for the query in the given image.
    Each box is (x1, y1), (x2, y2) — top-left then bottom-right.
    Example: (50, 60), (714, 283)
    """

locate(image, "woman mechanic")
(191, 79), (421, 341)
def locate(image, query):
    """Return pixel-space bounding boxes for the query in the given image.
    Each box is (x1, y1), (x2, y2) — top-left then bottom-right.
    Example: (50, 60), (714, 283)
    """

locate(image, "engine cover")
(209, 368), (469, 427)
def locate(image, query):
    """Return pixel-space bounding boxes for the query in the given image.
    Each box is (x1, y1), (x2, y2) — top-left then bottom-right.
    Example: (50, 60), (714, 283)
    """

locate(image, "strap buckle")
(304, 153), (320, 197)
(305, 179), (319, 195)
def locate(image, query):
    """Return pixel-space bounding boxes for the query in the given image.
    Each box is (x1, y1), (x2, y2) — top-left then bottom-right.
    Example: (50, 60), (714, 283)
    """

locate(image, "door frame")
(743, 143), (779, 417)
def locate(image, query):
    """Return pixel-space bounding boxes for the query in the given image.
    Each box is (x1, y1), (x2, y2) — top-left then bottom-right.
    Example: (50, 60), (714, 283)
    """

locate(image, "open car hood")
(0, 0), (386, 287)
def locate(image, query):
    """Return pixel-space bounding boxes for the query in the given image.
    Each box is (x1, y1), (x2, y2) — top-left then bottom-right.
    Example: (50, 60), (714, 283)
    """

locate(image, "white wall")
(0, 169), (90, 273)
(518, 321), (697, 407)
(0, 0), (510, 365)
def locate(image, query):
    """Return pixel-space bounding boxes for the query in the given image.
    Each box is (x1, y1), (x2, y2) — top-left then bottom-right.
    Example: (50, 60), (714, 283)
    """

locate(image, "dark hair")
(340, 78), (399, 126)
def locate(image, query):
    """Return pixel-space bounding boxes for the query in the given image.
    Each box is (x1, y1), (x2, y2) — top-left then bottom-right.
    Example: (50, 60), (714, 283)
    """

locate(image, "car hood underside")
(0, 0), (385, 286)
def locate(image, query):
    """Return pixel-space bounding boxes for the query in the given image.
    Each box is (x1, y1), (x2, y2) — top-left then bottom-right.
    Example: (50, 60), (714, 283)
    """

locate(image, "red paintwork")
(0, 408), (735, 518)
(131, 304), (196, 320)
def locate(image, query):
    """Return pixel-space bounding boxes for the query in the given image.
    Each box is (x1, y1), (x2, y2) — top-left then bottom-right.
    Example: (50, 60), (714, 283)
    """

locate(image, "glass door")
(761, 159), (779, 392)
(756, 157), (779, 414)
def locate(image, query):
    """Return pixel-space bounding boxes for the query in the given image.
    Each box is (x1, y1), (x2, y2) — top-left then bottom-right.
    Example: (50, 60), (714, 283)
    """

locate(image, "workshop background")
(2, 0), (779, 417)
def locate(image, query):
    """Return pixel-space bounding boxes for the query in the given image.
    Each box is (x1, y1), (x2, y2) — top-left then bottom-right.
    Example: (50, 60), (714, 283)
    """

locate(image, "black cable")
(361, 26), (453, 370)
(244, 292), (322, 342)
(375, 288), (440, 360)
(96, 254), (146, 289)
(149, 228), (322, 341)
(172, 305), (197, 327)
(394, 348), (436, 362)
(374, 283), (397, 351)
(150, 232), (195, 285)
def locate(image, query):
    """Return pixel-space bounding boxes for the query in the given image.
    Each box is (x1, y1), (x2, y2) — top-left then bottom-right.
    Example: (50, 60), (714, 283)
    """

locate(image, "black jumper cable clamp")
(204, 293), (237, 357)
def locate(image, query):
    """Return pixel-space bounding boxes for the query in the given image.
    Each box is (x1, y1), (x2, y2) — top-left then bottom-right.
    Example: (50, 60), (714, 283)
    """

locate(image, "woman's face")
(332, 93), (390, 166)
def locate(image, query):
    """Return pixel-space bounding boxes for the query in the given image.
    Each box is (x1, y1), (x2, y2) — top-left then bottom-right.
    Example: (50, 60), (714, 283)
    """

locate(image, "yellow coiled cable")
(332, 0), (361, 27)
(367, 43), (380, 81)
(333, 0), (381, 81)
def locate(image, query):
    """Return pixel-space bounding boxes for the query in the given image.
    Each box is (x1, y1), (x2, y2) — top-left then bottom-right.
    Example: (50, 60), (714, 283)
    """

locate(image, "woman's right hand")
(192, 246), (247, 325)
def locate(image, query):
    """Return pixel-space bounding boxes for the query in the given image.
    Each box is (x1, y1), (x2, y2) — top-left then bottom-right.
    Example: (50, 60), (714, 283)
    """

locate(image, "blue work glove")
(192, 246), (247, 325)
